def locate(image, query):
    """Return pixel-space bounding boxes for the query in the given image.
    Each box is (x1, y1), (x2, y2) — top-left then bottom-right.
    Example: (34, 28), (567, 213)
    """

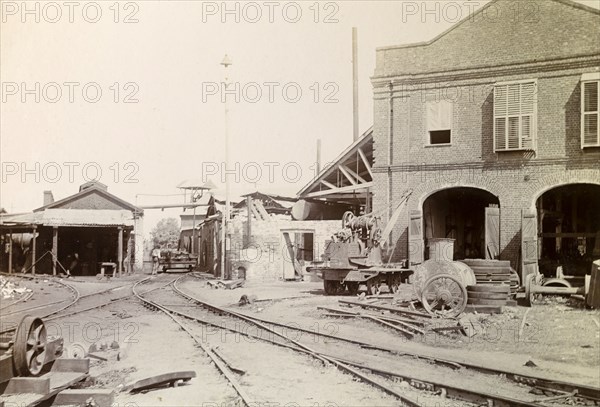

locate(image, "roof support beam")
(358, 147), (373, 178)
(338, 166), (357, 185)
(305, 182), (373, 198)
(341, 165), (367, 184)
(321, 180), (337, 190)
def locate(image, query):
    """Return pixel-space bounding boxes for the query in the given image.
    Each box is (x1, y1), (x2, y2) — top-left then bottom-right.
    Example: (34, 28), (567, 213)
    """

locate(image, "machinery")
(308, 191), (413, 296)
(159, 250), (198, 273)
(309, 190), (471, 318)
(1, 315), (95, 406)
(0, 315), (63, 384)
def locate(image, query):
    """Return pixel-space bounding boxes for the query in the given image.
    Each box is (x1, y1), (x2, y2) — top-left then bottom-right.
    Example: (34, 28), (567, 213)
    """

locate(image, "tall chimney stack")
(316, 139), (322, 174)
(352, 27), (359, 142)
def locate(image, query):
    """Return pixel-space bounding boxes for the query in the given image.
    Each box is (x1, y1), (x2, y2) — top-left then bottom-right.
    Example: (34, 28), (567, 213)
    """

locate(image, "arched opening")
(422, 187), (500, 261)
(536, 183), (600, 279)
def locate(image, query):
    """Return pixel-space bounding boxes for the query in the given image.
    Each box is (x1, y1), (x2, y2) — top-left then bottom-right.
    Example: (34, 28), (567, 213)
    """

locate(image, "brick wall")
(227, 216), (341, 282)
(371, 0), (600, 276)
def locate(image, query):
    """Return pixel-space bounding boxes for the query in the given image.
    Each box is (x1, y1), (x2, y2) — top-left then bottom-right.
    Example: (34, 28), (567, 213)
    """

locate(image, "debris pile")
(0, 276), (31, 299)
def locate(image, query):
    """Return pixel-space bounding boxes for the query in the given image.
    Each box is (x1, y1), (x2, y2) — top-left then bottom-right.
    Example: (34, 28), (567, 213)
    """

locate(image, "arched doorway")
(536, 183), (600, 279)
(421, 187), (500, 261)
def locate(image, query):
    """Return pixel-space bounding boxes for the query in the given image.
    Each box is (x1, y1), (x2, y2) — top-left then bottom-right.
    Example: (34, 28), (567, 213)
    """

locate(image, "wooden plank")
(282, 232), (303, 278)
(521, 209), (539, 282)
(587, 263), (600, 308)
(357, 147), (373, 178)
(408, 210), (424, 266)
(467, 298), (508, 306)
(467, 292), (510, 300)
(52, 358), (90, 373)
(485, 207), (500, 259)
(5, 377), (50, 394)
(123, 371), (196, 393)
(53, 389), (114, 407)
(467, 285), (510, 293)
(338, 165), (357, 185)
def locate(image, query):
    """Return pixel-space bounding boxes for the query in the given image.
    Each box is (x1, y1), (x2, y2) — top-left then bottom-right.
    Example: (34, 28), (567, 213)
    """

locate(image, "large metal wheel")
(421, 274), (467, 318)
(341, 211), (355, 228)
(13, 315), (47, 376)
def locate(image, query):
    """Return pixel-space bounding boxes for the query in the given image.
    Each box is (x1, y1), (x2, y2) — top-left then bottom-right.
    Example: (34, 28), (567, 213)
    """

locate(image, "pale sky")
(1, 0), (598, 233)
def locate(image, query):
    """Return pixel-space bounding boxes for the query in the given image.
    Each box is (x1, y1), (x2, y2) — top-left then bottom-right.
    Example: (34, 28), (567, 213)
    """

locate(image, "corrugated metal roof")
(0, 209), (134, 227)
(41, 209), (135, 227)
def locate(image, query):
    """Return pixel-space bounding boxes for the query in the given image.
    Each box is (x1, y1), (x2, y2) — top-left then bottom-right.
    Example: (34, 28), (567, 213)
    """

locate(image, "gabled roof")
(374, 0), (600, 78)
(297, 127), (373, 203)
(34, 184), (142, 214)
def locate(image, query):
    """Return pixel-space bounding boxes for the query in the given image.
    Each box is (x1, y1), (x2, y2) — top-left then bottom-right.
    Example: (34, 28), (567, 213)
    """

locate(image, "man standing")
(151, 246), (161, 275)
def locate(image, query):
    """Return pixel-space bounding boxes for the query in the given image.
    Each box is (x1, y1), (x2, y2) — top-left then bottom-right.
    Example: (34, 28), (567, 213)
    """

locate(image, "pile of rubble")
(0, 276), (31, 300)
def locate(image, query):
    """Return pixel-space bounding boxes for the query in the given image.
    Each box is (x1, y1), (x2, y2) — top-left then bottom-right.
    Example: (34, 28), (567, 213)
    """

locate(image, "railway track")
(167, 274), (600, 407)
(0, 273), (153, 336)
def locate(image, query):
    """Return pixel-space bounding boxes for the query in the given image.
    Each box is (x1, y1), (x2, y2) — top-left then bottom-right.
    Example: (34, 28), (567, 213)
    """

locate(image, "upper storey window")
(494, 81), (537, 152)
(426, 99), (453, 145)
(581, 73), (599, 148)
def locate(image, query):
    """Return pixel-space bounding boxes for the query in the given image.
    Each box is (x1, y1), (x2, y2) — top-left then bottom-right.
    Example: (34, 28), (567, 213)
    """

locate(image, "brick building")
(371, 0), (600, 280)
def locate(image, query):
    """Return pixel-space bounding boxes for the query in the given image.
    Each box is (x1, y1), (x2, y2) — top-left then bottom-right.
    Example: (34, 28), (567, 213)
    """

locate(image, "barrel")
(413, 259), (476, 298)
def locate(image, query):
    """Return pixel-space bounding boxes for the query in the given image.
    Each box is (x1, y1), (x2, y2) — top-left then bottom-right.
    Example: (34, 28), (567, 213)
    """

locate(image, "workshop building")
(371, 0), (600, 280)
(0, 181), (144, 276)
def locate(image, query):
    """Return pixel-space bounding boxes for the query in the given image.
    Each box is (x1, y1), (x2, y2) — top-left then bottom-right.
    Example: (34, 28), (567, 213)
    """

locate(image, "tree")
(150, 218), (180, 249)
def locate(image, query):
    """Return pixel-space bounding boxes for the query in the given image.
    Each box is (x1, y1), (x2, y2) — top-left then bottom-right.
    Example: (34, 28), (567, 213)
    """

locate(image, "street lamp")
(221, 54), (232, 280)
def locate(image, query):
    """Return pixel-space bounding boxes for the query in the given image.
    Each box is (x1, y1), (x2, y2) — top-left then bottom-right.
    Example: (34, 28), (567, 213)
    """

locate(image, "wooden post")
(32, 226), (37, 275)
(8, 230), (13, 274)
(117, 227), (123, 278)
(52, 227), (58, 276)
(245, 196), (252, 248)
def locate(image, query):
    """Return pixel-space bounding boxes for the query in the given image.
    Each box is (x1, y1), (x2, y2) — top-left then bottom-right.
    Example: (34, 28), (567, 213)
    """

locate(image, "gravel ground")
(1, 273), (599, 407)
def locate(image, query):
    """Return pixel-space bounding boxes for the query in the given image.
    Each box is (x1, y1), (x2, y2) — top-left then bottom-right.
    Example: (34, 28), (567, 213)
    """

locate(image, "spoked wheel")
(346, 282), (359, 296)
(13, 315), (48, 376)
(421, 274), (467, 318)
(341, 211), (355, 228)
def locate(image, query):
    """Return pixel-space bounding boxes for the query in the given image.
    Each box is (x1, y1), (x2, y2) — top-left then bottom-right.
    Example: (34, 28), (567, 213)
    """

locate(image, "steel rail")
(147, 278), (424, 407)
(190, 274), (600, 402)
(168, 283), (542, 407)
(0, 274), (151, 335)
(131, 278), (255, 407)
(177, 274), (600, 406)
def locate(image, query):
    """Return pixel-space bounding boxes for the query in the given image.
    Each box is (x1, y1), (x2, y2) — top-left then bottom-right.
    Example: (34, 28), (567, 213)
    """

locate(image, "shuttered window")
(494, 81), (537, 151)
(581, 80), (599, 148)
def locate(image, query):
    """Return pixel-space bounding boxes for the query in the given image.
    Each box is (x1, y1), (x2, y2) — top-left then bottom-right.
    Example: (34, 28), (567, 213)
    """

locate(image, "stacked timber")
(459, 259), (519, 311)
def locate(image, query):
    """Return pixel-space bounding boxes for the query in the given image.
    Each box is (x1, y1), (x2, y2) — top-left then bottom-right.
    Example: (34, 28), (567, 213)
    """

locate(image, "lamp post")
(221, 54), (232, 280)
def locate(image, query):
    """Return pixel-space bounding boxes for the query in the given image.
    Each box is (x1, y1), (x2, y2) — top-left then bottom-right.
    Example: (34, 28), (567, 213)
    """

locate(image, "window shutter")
(584, 81), (598, 113)
(495, 118), (506, 150)
(494, 86), (508, 150)
(584, 114), (599, 146)
(494, 81), (537, 151)
(508, 117), (520, 149)
(507, 84), (521, 116)
(582, 81), (599, 147)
